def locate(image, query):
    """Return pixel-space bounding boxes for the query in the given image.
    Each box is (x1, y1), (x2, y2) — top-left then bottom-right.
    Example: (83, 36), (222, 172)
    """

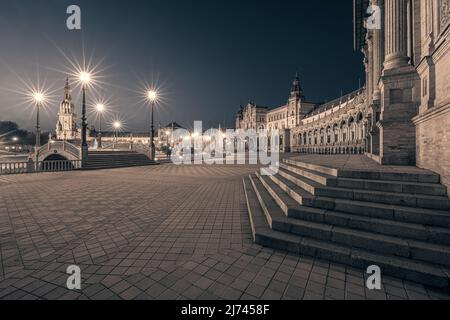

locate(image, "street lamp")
(146, 90), (158, 161)
(96, 103), (105, 149)
(113, 121), (121, 150)
(12, 137), (18, 155)
(79, 71), (91, 161)
(32, 91), (45, 162)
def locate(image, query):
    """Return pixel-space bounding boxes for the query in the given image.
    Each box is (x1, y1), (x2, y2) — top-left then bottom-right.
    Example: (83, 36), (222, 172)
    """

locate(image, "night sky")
(0, 0), (364, 132)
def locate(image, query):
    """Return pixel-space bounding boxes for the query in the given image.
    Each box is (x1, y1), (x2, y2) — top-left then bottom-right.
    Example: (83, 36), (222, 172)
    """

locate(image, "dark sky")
(0, 0), (364, 132)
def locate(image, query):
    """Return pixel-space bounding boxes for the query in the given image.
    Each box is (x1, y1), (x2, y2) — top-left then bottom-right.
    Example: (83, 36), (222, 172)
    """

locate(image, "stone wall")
(415, 104), (450, 188)
(414, 3), (450, 188)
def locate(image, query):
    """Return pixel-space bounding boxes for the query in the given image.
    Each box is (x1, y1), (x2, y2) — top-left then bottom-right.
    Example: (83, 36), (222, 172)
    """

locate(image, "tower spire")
(64, 77), (72, 100)
(290, 73), (304, 99)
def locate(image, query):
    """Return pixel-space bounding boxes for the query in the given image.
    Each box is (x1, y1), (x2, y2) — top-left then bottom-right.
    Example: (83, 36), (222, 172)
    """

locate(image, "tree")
(0, 121), (49, 146)
(0, 121), (19, 135)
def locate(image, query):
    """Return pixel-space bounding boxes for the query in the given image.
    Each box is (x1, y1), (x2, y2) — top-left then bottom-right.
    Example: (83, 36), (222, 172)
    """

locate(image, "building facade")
(235, 75), (318, 151)
(236, 102), (268, 131)
(236, 0), (450, 188)
(359, 0), (450, 186)
(235, 76), (367, 153)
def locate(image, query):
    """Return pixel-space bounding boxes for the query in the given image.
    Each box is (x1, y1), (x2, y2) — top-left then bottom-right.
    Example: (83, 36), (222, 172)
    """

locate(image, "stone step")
(88, 156), (150, 160)
(86, 160), (152, 164)
(280, 162), (447, 197)
(279, 162), (336, 187)
(256, 177), (450, 245)
(278, 167), (450, 211)
(242, 175), (450, 291)
(335, 177), (447, 197)
(283, 158), (338, 177)
(283, 158), (440, 183)
(268, 171), (450, 228)
(287, 203), (450, 246)
(83, 163), (156, 170)
(254, 173), (450, 266)
(86, 159), (151, 164)
(84, 163), (153, 167)
(83, 152), (157, 169)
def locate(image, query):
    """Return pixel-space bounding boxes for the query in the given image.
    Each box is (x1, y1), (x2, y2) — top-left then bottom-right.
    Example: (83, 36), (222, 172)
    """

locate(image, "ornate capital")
(442, 0), (450, 29)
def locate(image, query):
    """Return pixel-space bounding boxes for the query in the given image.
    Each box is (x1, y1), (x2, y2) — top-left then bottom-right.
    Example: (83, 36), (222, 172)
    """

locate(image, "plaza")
(0, 0), (450, 303)
(0, 162), (449, 300)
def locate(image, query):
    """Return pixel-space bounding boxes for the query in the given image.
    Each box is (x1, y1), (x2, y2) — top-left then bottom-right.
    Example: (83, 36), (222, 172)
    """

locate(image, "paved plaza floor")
(0, 164), (449, 300)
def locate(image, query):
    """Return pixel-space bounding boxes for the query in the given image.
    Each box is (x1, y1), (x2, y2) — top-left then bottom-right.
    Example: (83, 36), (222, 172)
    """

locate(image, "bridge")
(0, 140), (158, 175)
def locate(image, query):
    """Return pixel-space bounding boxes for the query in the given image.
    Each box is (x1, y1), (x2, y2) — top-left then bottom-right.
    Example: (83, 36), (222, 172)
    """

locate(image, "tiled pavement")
(0, 164), (449, 300)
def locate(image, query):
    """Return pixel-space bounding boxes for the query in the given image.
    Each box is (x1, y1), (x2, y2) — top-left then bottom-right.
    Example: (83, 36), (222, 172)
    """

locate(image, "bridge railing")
(131, 143), (152, 158)
(0, 159), (82, 175)
(36, 160), (82, 172)
(0, 162), (29, 175)
(37, 141), (81, 159)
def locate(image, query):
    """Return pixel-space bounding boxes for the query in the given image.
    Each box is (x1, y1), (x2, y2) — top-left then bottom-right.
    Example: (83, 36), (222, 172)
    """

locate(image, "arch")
(313, 129), (319, 145)
(38, 149), (79, 162)
(319, 128), (325, 145)
(43, 154), (69, 161)
(356, 112), (364, 123)
(40, 153), (76, 171)
(348, 116), (355, 125)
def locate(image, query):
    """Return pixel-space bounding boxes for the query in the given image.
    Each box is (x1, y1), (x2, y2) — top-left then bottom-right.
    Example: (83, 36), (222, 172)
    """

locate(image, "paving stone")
(1, 164), (449, 301)
(261, 289), (282, 300)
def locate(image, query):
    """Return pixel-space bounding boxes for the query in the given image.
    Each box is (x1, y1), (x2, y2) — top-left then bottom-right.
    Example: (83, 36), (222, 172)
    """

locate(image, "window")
(423, 77), (428, 97)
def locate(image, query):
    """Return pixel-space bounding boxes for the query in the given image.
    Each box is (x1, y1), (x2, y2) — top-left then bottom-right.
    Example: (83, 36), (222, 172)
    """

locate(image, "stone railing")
(131, 143), (152, 159)
(0, 159), (82, 175)
(37, 141), (81, 159)
(0, 161), (29, 175)
(292, 141), (367, 155)
(36, 160), (82, 172)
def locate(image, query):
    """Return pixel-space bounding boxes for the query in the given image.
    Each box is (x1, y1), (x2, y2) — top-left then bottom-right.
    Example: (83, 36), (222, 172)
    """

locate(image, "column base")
(81, 145), (89, 167)
(379, 64), (420, 166)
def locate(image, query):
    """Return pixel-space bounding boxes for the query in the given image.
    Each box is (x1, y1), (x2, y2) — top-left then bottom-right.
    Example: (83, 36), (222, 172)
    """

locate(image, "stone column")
(378, 0), (420, 165)
(372, 0), (383, 101)
(366, 35), (374, 106)
(383, 0), (410, 70)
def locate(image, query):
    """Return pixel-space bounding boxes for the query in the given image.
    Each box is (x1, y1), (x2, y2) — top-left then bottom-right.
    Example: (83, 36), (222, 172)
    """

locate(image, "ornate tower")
(287, 74), (304, 129)
(56, 78), (77, 141)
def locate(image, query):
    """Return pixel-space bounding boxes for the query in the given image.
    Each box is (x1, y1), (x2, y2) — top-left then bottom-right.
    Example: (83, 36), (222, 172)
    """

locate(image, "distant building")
(56, 78), (78, 141)
(235, 0), (450, 189)
(235, 75), (321, 151)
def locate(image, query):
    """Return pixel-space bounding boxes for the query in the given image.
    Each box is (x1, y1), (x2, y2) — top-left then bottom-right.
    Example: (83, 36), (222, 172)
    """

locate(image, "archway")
(43, 154), (69, 161)
(41, 154), (74, 171)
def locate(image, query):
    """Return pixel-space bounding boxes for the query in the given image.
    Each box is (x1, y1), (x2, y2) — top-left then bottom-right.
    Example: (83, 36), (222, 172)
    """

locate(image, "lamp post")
(79, 71), (91, 164)
(96, 103), (105, 149)
(146, 90), (158, 161)
(113, 121), (121, 150)
(12, 137), (18, 155)
(33, 92), (45, 164)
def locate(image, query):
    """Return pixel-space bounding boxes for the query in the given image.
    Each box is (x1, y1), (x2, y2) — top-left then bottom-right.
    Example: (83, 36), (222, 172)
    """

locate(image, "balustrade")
(0, 159), (81, 175)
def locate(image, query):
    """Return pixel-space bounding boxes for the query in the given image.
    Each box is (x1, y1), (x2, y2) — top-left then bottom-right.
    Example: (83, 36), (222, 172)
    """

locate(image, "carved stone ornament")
(442, 0), (450, 29)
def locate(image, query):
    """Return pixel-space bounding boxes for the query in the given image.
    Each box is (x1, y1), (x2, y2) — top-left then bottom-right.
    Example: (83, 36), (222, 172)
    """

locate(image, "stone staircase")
(84, 151), (158, 170)
(243, 158), (450, 291)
